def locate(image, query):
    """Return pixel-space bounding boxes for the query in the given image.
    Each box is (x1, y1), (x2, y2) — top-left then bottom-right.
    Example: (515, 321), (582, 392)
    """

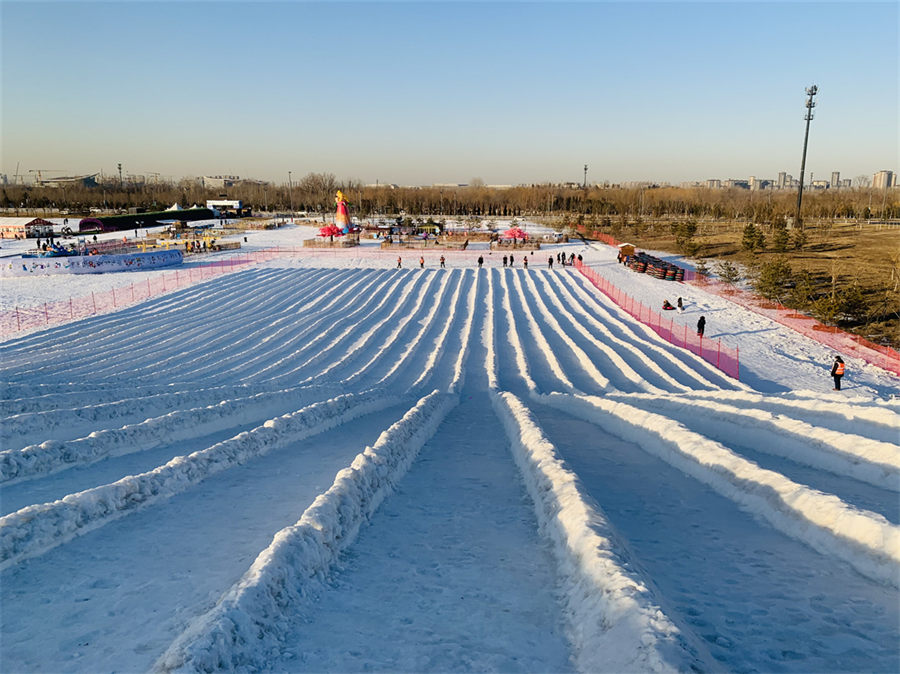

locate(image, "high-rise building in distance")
(873, 170), (895, 189)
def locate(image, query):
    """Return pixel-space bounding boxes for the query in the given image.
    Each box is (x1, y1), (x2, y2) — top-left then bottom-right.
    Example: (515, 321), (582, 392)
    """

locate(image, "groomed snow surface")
(1, 222), (898, 673)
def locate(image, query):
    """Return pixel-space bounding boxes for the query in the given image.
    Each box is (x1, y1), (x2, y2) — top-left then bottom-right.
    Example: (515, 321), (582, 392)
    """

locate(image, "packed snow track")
(2, 263), (898, 673)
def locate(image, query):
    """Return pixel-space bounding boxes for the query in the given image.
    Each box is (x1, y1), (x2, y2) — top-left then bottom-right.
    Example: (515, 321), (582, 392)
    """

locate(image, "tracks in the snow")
(1, 264), (898, 673)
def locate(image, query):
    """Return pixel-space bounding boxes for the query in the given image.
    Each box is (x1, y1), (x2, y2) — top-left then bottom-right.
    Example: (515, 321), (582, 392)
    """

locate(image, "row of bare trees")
(2, 174), (897, 222)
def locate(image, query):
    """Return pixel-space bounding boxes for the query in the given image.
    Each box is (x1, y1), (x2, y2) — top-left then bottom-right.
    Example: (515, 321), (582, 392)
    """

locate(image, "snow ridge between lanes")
(608, 392), (900, 491)
(0, 384), (287, 448)
(657, 389), (900, 444)
(0, 384), (345, 484)
(155, 389), (458, 674)
(0, 389), (398, 570)
(540, 392), (900, 587)
(491, 391), (709, 674)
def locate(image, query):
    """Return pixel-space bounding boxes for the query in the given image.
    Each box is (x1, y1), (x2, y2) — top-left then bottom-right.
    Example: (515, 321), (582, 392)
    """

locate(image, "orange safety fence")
(574, 260), (740, 380)
(692, 276), (900, 377)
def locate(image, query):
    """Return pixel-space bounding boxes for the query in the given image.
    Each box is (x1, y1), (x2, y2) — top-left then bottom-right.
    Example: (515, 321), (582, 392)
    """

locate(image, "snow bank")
(482, 269), (499, 390)
(491, 391), (708, 673)
(0, 385), (347, 484)
(297, 268), (436, 385)
(0, 382), (174, 416)
(507, 271), (576, 391)
(565, 269), (747, 391)
(608, 392), (900, 491)
(543, 272), (698, 392)
(1, 382), (334, 448)
(447, 268), (478, 393)
(525, 270), (648, 391)
(0, 389), (398, 570)
(155, 390), (458, 673)
(370, 270), (455, 387)
(511, 271), (608, 390)
(645, 389), (900, 444)
(540, 393), (900, 587)
(498, 270), (538, 391)
(409, 270), (467, 389)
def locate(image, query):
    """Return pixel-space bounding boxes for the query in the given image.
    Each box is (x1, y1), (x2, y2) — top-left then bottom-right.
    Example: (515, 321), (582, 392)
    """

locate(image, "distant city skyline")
(2, 1), (897, 186)
(3, 166), (895, 190)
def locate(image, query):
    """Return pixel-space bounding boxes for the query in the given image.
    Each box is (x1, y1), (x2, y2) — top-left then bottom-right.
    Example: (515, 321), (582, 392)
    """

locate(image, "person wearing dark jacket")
(831, 356), (845, 390)
(696, 315), (706, 337)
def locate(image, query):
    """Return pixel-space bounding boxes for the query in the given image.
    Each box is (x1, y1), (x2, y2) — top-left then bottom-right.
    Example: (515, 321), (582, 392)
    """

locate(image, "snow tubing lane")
(491, 390), (710, 673)
(0, 389), (399, 570)
(539, 392), (900, 587)
(156, 390), (458, 673)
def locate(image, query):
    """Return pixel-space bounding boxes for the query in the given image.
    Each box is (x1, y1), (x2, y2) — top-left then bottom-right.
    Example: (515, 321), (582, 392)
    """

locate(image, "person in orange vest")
(831, 356), (845, 390)
(419, 256), (425, 268)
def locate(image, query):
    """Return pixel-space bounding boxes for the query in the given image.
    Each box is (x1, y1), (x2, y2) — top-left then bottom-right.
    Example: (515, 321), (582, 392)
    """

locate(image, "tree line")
(2, 172), (897, 222)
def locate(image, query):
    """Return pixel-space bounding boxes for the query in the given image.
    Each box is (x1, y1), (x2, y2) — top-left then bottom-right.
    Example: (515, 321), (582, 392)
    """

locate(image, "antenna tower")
(795, 85), (817, 230)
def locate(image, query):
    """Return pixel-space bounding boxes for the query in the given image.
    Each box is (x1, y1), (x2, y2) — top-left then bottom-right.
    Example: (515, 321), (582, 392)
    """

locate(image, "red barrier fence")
(575, 260), (740, 380)
(0, 250), (284, 337)
(693, 277), (900, 377)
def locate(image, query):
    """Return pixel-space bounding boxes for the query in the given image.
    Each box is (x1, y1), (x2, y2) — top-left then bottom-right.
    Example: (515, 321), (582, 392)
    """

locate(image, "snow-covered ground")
(1, 220), (898, 673)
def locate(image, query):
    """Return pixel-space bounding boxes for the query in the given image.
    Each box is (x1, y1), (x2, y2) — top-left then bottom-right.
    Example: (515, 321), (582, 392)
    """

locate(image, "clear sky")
(2, 1), (897, 186)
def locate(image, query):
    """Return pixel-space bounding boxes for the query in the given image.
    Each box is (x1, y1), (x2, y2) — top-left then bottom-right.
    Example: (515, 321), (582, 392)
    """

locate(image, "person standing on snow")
(831, 356), (845, 390)
(440, 255), (445, 268)
(548, 256), (554, 268)
(677, 297), (684, 313)
(696, 315), (706, 337)
(397, 256), (402, 269)
(477, 256), (483, 268)
(502, 255), (508, 267)
(419, 256), (425, 268)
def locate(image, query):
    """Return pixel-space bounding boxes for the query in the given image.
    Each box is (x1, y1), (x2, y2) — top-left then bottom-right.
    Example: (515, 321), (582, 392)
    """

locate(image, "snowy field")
(1, 221), (898, 673)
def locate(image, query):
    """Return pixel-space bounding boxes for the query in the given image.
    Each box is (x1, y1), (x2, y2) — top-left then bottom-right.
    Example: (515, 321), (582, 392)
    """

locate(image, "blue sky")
(2, 1), (897, 186)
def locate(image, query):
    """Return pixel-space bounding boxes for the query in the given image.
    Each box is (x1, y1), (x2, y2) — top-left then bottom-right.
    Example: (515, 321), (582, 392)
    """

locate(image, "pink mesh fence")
(693, 277), (900, 376)
(583, 229), (898, 376)
(0, 250), (283, 336)
(575, 260), (740, 380)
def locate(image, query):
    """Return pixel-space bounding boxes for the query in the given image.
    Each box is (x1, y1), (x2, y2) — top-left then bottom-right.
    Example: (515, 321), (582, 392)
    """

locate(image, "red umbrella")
(319, 225), (344, 238)
(501, 227), (528, 240)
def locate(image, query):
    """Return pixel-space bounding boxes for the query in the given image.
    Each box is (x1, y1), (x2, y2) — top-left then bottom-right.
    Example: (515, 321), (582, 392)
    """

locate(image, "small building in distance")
(0, 217), (55, 239)
(202, 175), (240, 189)
(37, 174), (99, 188)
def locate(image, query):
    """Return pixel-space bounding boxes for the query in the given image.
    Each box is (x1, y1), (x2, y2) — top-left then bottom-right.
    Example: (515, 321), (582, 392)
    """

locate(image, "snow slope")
(1, 222), (898, 673)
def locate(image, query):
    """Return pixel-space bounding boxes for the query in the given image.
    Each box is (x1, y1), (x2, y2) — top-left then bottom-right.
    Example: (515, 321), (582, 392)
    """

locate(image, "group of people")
(550, 252), (578, 267)
(398, 251), (577, 270)
(662, 297), (685, 313)
(393, 251), (849, 392)
(661, 296), (705, 337)
(185, 239), (213, 254)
